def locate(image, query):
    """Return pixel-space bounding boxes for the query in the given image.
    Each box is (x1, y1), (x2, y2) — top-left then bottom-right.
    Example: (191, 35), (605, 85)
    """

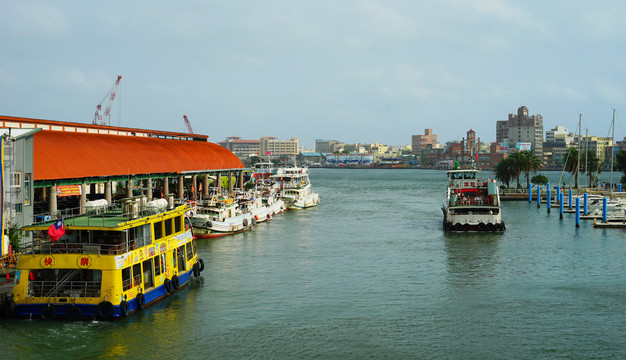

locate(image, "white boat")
(247, 182), (286, 222)
(190, 197), (254, 238)
(272, 167), (320, 210)
(442, 169), (505, 231)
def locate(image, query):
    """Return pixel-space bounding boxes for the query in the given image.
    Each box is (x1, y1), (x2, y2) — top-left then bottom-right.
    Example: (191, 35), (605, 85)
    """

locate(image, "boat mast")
(585, 128), (589, 188)
(576, 114), (581, 188)
(610, 108), (616, 195)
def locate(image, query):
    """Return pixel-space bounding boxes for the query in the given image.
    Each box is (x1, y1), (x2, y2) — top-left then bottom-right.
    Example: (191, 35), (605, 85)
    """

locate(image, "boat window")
(184, 216), (191, 232)
(131, 224), (151, 249)
(186, 242), (193, 262)
(175, 215), (183, 233)
(192, 240), (198, 256)
(164, 218), (173, 237)
(453, 173), (463, 179)
(27, 269), (102, 298)
(122, 267), (132, 291)
(464, 172), (476, 179)
(132, 263), (142, 288)
(142, 258), (154, 290)
(172, 249), (177, 271)
(177, 246), (186, 272)
(154, 254), (162, 277)
(153, 221), (163, 241)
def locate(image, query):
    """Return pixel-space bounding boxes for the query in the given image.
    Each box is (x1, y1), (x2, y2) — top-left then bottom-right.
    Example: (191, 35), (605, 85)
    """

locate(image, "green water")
(1, 169), (624, 359)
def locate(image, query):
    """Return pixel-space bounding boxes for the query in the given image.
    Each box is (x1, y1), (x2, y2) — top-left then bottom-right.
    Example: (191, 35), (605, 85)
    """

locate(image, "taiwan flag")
(48, 219), (65, 242)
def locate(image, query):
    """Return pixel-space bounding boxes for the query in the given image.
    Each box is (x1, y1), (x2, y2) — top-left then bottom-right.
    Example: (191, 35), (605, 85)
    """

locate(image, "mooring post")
(568, 189), (573, 209)
(547, 183), (551, 213)
(559, 192), (564, 220)
(602, 197), (607, 223)
(528, 183), (532, 202)
(583, 193), (588, 215)
(537, 185), (541, 208)
(575, 197), (580, 228)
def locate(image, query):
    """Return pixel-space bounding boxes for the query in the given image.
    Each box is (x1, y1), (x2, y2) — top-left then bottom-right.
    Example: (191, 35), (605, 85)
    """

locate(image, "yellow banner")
(56, 185), (82, 197)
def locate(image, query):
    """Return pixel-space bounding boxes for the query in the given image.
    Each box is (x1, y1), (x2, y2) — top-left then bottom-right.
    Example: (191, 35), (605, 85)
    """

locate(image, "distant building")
(579, 135), (613, 162)
(499, 106), (544, 158)
(218, 136), (261, 156)
(496, 120), (509, 144)
(411, 129), (438, 155)
(297, 152), (325, 165)
(260, 137), (299, 157)
(315, 139), (343, 153)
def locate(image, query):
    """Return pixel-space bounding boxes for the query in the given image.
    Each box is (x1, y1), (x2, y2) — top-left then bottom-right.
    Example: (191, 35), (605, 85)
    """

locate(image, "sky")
(1, 1), (625, 149)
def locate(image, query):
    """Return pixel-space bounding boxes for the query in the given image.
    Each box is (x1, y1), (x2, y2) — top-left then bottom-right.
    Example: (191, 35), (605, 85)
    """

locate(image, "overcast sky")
(1, 1), (625, 148)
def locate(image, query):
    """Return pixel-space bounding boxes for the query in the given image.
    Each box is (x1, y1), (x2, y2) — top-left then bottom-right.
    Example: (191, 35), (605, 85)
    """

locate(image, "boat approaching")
(442, 169), (505, 232)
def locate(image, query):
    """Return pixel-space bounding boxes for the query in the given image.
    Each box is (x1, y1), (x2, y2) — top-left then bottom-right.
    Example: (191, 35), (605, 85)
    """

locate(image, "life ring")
(254, 215), (259, 220)
(193, 263), (200, 278)
(243, 218), (249, 227)
(164, 278), (173, 293)
(136, 293), (145, 310)
(97, 301), (114, 319)
(454, 223), (462, 231)
(198, 258), (205, 272)
(120, 300), (129, 317)
(172, 275), (180, 290)
(478, 223), (486, 231)
(266, 214), (271, 220)
(486, 223), (495, 231)
(463, 223), (470, 231)
(40, 304), (57, 321)
(66, 304), (82, 320)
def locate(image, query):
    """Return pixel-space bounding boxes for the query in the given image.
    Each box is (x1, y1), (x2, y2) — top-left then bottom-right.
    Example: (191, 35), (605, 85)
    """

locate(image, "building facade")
(411, 129), (438, 155)
(218, 136), (261, 156)
(503, 106), (544, 158)
(260, 137), (299, 157)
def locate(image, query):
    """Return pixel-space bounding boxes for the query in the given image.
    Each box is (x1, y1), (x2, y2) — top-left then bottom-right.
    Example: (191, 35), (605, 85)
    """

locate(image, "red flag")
(48, 219), (65, 242)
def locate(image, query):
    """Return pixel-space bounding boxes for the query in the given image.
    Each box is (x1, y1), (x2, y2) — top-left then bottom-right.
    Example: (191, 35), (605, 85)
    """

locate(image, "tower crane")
(183, 115), (194, 134)
(92, 75), (122, 126)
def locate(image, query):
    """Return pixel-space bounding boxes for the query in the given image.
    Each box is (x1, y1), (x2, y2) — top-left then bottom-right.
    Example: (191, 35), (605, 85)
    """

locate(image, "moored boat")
(272, 167), (320, 210)
(5, 197), (204, 320)
(189, 196), (254, 238)
(442, 169), (505, 232)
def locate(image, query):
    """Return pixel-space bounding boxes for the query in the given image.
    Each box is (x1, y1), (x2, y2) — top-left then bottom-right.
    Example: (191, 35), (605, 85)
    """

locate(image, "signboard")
(516, 142), (532, 151)
(56, 185), (81, 197)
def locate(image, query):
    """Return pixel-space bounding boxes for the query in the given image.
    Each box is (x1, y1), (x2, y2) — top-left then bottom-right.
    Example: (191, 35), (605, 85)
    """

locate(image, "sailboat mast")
(610, 108), (615, 193)
(577, 114), (581, 188)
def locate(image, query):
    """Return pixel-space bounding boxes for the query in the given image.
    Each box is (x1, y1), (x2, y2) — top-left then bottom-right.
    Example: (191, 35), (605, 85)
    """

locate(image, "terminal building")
(1, 115), (244, 255)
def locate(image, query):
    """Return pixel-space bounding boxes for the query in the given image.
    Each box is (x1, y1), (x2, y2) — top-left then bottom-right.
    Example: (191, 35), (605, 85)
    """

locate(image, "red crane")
(183, 115), (194, 134)
(92, 75), (122, 126)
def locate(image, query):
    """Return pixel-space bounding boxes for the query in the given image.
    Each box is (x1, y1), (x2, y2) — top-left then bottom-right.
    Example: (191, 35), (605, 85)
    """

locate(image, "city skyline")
(1, 1), (625, 148)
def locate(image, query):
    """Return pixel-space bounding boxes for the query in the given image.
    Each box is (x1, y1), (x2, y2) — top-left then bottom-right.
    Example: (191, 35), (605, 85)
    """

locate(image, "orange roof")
(34, 131), (243, 181)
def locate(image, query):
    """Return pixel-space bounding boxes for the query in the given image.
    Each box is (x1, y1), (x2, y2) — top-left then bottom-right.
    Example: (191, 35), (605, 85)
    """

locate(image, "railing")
(27, 280), (101, 298)
(450, 197), (497, 207)
(23, 241), (131, 256)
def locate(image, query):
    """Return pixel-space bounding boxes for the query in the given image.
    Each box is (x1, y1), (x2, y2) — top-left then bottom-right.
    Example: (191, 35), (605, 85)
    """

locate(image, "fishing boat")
(4, 196), (204, 320)
(189, 196), (254, 238)
(272, 167), (320, 210)
(248, 182), (285, 222)
(442, 169), (505, 231)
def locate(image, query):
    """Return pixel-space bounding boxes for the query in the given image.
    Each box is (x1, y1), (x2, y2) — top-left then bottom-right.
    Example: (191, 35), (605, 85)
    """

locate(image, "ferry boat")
(248, 182), (285, 222)
(5, 197), (204, 320)
(442, 169), (505, 231)
(272, 167), (320, 210)
(189, 196), (254, 238)
(251, 162), (276, 182)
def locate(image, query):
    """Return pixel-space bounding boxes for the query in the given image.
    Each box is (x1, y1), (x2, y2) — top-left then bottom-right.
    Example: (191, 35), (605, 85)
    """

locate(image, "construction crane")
(183, 115), (194, 134)
(92, 75), (122, 126)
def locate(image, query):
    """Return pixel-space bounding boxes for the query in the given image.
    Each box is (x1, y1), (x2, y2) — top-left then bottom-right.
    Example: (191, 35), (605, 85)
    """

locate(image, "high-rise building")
(218, 136), (260, 156)
(500, 106), (543, 158)
(411, 129), (438, 155)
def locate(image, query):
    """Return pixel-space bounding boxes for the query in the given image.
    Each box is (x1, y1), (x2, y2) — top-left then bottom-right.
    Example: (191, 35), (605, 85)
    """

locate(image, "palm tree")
(507, 151), (525, 187)
(494, 157), (513, 187)
(521, 150), (542, 188)
(564, 147), (580, 188)
(584, 150), (601, 187)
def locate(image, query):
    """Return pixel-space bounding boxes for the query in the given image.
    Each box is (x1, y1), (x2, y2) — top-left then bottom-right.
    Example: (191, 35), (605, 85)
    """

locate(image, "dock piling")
(547, 183), (551, 213)
(603, 197), (607, 223)
(528, 184), (532, 202)
(537, 185), (541, 208)
(575, 197), (580, 228)
(559, 192), (564, 220)
(568, 189), (573, 209)
(583, 193), (588, 215)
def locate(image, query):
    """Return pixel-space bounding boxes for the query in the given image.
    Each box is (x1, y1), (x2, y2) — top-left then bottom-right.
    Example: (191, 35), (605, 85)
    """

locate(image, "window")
(175, 216), (182, 233)
(143, 258), (154, 289)
(186, 242), (193, 261)
(153, 221), (163, 240)
(14, 203), (22, 214)
(164, 218), (173, 236)
(177, 246), (186, 272)
(132, 263), (142, 288)
(11, 172), (21, 188)
(24, 173), (31, 206)
(122, 267), (132, 291)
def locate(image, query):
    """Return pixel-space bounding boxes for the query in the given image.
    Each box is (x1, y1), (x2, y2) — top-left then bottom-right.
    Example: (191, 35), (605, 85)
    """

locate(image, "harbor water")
(2, 169), (625, 359)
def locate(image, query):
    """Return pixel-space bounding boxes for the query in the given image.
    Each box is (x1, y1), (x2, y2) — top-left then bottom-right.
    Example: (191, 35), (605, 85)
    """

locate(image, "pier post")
(178, 175), (184, 199)
(126, 178), (133, 198)
(49, 185), (57, 216)
(146, 178), (153, 202)
(568, 189), (573, 209)
(80, 183), (87, 214)
(239, 171), (244, 190)
(547, 183), (551, 213)
(203, 174), (209, 199)
(192, 175), (197, 199)
(228, 171), (233, 195)
(528, 184), (532, 202)
(163, 177), (169, 198)
(575, 197), (580, 228)
(105, 181), (112, 203)
(556, 186), (561, 205)
(583, 193), (588, 215)
(603, 197), (607, 223)
(619, 184), (622, 192)
(537, 185), (541, 208)
(217, 173), (222, 195)
(559, 192), (564, 220)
